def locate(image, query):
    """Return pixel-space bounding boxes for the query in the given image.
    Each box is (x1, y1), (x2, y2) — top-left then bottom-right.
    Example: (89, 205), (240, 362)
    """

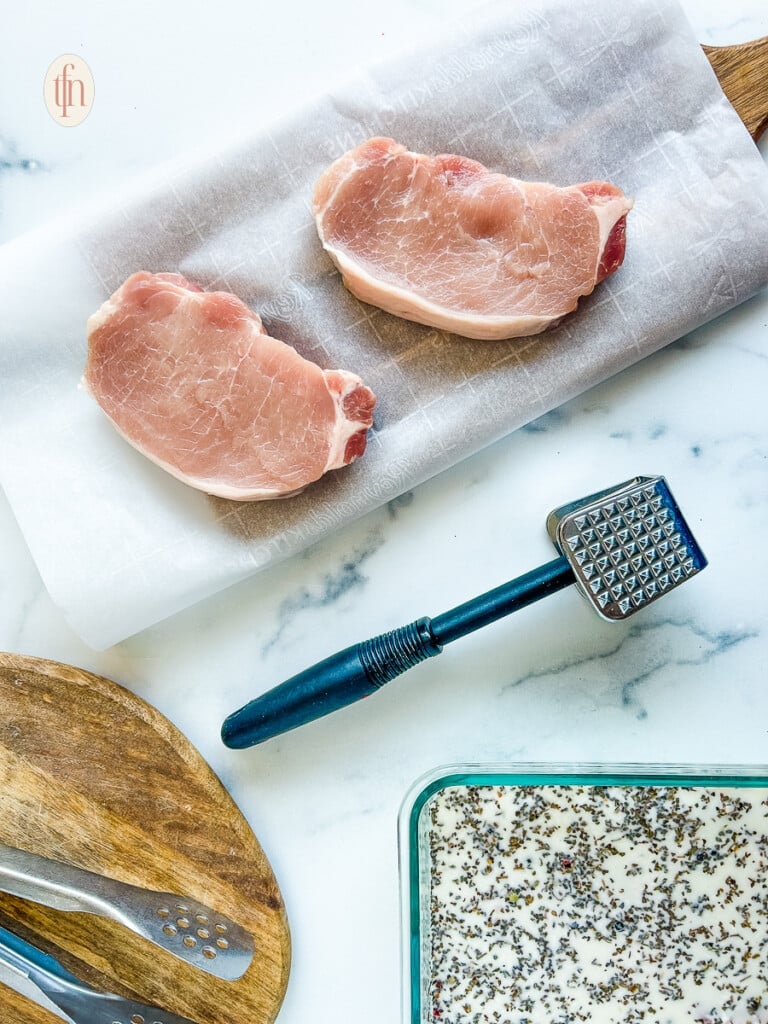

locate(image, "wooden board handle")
(704, 35), (768, 140)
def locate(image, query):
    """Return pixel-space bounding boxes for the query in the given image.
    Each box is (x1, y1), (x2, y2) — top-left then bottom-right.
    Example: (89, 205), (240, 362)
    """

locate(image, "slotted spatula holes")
(151, 902), (239, 961)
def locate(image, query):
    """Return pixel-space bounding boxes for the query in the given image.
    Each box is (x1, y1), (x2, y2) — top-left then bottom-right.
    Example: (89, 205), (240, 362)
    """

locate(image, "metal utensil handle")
(0, 923), (199, 1024)
(0, 922), (82, 986)
(0, 842), (119, 916)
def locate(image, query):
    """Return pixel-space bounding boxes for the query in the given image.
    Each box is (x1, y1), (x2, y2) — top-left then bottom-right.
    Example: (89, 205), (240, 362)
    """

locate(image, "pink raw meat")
(313, 137), (633, 340)
(84, 272), (376, 500)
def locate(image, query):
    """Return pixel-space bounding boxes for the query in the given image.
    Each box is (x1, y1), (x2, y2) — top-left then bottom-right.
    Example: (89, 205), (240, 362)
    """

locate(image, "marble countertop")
(1, 1), (767, 1022)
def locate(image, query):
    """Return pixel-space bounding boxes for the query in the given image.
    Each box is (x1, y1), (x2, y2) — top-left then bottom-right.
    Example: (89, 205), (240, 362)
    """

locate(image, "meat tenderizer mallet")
(222, 475), (707, 748)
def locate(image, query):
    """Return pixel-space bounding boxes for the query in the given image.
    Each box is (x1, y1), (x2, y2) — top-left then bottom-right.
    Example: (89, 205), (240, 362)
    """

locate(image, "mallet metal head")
(546, 475), (707, 621)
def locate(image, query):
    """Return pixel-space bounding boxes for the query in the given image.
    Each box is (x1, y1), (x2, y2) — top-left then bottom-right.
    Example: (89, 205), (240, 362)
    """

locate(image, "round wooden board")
(0, 652), (290, 1024)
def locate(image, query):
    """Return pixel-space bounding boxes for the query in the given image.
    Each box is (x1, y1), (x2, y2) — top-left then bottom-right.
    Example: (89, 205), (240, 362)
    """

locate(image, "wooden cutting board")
(0, 652), (290, 1024)
(704, 35), (768, 140)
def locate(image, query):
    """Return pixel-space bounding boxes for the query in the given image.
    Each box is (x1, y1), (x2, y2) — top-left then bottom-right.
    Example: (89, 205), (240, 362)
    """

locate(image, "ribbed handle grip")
(359, 617), (442, 687)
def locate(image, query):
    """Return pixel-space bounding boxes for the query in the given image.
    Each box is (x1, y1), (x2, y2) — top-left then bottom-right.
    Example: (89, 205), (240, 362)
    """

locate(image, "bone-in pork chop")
(84, 272), (376, 500)
(313, 138), (633, 340)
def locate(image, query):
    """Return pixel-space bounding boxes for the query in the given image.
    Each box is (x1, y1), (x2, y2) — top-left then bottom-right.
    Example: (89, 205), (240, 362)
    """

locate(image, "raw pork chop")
(84, 272), (376, 500)
(313, 137), (633, 340)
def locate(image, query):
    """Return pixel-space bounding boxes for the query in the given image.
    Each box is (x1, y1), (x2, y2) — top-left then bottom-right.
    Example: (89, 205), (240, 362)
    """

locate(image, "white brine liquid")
(425, 784), (768, 1024)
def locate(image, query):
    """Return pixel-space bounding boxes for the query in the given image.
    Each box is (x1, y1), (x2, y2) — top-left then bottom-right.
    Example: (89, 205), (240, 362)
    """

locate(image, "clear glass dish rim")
(398, 760), (768, 1024)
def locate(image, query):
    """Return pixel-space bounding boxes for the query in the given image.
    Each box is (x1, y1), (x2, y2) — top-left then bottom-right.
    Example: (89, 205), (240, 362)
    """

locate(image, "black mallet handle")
(221, 556), (574, 749)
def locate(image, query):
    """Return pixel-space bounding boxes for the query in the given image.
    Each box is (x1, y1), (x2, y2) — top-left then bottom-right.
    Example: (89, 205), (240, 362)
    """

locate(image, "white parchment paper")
(1, 0), (767, 649)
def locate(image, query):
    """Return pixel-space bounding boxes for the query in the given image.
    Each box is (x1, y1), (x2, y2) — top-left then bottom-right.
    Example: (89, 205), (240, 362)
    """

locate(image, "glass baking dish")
(399, 764), (768, 1024)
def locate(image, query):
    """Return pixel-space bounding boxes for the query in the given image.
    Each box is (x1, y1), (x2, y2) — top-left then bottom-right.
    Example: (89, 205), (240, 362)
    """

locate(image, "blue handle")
(221, 618), (442, 748)
(221, 557), (575, 749)
(0, 922), (85, 988)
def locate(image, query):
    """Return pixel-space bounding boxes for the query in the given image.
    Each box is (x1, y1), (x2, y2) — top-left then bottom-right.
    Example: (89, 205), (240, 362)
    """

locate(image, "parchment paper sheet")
(1, 0), (767, 648)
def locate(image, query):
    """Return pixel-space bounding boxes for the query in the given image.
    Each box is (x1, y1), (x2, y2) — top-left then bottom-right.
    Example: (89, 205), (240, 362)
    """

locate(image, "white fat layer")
(321, 369), (371, 473)
(85, 296), (119, 336)
(86, 371), (369, 501)
(591, 193), (635, 269)
(322, 243), (556, 340)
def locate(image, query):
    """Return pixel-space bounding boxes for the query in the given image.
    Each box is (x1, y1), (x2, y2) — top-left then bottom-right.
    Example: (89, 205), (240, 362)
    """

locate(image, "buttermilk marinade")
(424, 783), (768, 1023)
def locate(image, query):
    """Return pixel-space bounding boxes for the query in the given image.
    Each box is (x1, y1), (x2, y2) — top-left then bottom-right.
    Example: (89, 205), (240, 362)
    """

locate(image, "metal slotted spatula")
(0, 843), (254, 981)
(222, 475), (708, 748)
(0, 921), (198, 1024)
